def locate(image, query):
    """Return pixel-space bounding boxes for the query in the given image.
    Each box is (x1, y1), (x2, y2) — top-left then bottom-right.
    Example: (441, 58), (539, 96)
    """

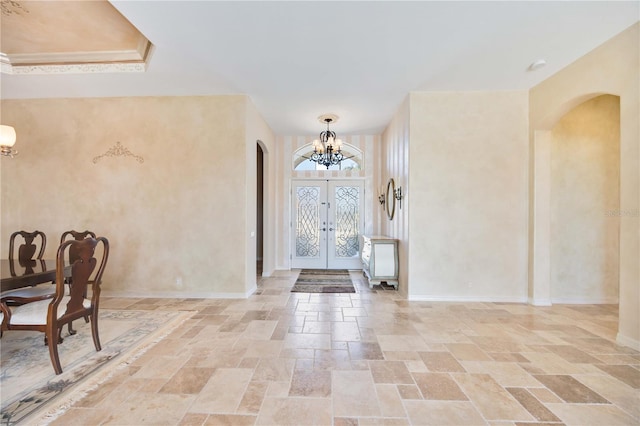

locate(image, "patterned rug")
(291, 269), (356, 293)
(0, 309), (193, 425)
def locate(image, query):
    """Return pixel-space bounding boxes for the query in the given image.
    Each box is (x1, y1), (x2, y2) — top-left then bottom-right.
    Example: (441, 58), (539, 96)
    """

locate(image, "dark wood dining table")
(1, 259), (61, 292)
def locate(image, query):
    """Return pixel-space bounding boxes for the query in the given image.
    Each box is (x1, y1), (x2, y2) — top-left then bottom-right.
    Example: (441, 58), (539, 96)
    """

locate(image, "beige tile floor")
(51, 270), (639, 426)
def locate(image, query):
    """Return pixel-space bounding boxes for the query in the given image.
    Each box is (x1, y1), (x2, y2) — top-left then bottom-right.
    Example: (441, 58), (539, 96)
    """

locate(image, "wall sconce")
(394, 185), (403, 210)
(0, 125), (18, 157)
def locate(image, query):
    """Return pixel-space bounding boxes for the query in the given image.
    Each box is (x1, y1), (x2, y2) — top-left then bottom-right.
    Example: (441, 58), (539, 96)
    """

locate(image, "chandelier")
(309, 114), (344, 169)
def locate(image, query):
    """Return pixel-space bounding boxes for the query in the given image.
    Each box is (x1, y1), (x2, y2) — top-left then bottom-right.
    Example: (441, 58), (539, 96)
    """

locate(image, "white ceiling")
(1, 1), (638, 135)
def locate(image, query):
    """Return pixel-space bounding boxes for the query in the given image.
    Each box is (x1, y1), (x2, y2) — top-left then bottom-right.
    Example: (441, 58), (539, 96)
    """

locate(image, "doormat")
(291, 269), (356, 293)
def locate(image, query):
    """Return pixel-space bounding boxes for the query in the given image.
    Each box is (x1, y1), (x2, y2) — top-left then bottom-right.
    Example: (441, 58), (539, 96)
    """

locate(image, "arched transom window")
(293, 143), (363, 171)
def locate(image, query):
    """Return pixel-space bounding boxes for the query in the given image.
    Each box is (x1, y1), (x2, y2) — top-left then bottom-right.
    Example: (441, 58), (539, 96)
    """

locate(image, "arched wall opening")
(256, 139), (274, 277)
(530, 94), (621, 307)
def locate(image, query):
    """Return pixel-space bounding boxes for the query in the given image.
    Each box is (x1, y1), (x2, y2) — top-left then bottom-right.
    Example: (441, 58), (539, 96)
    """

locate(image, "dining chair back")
(8, 230), (47, 264)
(59, 230), (98, 334)
(2, 231), (53, 305)
(0, 237), (110, 374)
(60, 230), (97, 264)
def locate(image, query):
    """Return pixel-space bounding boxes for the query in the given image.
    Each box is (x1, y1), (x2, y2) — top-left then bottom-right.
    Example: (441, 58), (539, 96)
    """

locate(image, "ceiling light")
(308, 114), (344, 169)
(528, 59), (547, 71)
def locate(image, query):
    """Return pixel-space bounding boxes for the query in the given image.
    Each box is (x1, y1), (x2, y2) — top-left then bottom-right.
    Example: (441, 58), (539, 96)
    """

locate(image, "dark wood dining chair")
(0, 237), (110, 374)
(60, 230), (97, 263)
(8, 230), (46, 263)
(59, 230), (97, 334)
(2, 231), (54, 304)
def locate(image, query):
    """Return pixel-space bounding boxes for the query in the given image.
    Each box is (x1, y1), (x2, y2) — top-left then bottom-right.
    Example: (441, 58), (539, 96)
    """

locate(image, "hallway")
(51, 271), (639, 425)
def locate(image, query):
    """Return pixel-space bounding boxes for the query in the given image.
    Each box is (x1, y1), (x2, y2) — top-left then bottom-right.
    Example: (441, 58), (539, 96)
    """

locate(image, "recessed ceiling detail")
(0, 0), (153, 75)
(1, 0), (29, 16)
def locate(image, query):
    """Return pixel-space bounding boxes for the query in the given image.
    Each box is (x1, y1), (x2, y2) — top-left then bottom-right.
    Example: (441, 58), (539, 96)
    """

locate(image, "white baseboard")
(245, 284), (257, 297)
(616, 332), (640, 351)
(528, 297), (552, 306)
(551, 296), (619, 304)
(103, 286), (257, 300)
(407, 294), (528, 303)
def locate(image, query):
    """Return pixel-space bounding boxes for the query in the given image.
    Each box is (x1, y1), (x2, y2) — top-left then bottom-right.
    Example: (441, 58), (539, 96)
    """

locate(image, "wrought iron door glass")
(295, 186), (321, 257)
(334, 186), (360, 258)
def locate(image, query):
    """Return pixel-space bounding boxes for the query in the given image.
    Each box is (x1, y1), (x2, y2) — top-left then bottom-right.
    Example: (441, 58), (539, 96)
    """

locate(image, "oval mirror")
(386, 178), (396, 220)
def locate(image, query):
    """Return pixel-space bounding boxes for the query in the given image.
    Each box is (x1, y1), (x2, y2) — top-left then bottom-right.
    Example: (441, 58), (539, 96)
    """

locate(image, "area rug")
(291, 269), (356, 293)
(0, 309), (193, 425)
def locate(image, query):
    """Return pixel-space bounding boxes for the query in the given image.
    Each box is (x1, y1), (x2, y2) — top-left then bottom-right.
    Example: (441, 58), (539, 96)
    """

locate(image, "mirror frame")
(386, 178), (396, 220)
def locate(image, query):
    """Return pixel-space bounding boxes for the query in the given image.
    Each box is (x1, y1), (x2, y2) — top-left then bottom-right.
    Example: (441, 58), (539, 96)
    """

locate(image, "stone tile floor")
(50, 270), (639, 425)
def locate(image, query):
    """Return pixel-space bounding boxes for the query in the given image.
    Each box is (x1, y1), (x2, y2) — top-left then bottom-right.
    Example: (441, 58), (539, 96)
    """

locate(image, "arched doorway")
(530, 94), (620, 306)
(257, 143), (264, 277)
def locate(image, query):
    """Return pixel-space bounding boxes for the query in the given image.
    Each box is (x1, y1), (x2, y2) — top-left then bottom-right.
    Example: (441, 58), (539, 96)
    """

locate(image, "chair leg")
(90, 313), (101, 352)
(46, 326), (63, 375)
(67, 317), (89, 336)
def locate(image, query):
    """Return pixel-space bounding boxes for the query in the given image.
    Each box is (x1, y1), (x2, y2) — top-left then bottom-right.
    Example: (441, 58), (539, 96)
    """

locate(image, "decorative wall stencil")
(93, 142), (144, 164)
(1, 0), (29, 16)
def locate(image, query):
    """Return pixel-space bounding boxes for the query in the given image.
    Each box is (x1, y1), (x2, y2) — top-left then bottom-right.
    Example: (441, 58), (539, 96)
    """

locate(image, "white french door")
(291, 179), (364, 270)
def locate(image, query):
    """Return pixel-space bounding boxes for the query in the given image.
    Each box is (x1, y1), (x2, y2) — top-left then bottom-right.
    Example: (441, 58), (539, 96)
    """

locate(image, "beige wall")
(530, 23), (639, 349)
(245, 98), (276, 284)
(380, 97), (410, 297)
(550, 95), (620, 303)
(407, 91), (530, 301)
(1, 95), (271, 298)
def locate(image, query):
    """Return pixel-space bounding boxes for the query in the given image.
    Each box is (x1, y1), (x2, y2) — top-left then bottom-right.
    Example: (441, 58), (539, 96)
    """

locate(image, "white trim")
(4, 62), (147, 75)
(528, 297), (552, 306)
(551, 296), (619, 304)
(407, 295), (528, 303)
(1, 36), (152, 76)
(615, 333), (640, 351)
(245, 284), (257, 297)
(103, 286), (257, 300)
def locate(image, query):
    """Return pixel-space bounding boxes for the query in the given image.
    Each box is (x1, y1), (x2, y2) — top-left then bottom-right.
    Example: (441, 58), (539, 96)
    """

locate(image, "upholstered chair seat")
(7, 296), (91, 326)
(1, 285), (56, 301)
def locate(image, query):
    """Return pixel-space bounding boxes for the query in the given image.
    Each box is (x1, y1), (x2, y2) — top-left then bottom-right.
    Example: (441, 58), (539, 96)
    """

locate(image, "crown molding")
(0, 36), (152, 75)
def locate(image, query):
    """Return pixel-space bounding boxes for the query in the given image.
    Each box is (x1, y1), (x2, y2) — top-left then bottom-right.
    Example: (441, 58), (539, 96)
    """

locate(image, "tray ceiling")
(0, 0), (152, 74)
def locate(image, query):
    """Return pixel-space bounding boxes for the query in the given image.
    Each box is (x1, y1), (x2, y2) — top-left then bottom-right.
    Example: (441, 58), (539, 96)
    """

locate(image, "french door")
(291, 179), (364, 270)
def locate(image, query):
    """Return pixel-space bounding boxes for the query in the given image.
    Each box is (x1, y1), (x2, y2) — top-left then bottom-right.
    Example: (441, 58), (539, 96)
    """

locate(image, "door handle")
(320, 227), (326, 231)
(329, 227), (334, 231)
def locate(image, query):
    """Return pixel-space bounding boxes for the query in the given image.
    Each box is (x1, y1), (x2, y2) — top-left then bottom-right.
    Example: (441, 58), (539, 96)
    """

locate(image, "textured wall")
(530, 22), (639, 349)
(1, 95), (261, 297)
(408, 91), (530, 301)
(550, 95), (620, 303)
(380, 97), (410, 297)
